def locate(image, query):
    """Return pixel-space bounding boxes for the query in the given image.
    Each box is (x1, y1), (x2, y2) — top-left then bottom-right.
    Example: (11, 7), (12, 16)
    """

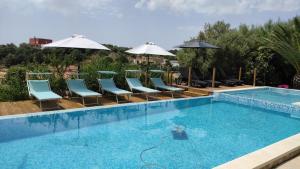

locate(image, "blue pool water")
(1, 97), (300, 169)
(226, 87), (300, 105)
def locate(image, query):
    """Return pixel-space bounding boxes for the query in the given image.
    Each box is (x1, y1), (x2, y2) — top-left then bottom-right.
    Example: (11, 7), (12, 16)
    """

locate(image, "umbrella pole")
(167, 69), (169, 85)
(212, 67), (216, 88)
(188, 66), (192, 86)
(146, 55), (150, 86)
(238, 67), (242, 80)
(253, 68), (257, 86)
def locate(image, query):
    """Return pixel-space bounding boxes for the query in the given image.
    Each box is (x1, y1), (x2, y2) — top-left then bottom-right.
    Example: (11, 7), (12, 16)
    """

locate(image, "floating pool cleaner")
(171, 125), (188, 140)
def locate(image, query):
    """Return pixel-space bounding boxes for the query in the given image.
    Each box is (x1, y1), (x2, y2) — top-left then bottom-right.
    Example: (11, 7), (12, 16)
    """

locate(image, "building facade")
(29, 37), (52, 46)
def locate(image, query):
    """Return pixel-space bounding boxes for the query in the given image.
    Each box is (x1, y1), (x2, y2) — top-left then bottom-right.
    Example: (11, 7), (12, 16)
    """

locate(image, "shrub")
(0, 66), (28, 101)
(0, 65), (58, 101)
(81, 57), (139, 90)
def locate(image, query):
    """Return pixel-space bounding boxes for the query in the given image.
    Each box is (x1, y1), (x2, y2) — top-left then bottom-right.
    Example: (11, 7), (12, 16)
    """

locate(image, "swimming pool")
(224, 87), (300, 105)
(1, 96), (300, 169)
(217, 87), (300, 118)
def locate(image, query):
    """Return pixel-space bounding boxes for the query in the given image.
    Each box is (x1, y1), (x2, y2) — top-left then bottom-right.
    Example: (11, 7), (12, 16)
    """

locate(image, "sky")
(0, 0), (300, 49)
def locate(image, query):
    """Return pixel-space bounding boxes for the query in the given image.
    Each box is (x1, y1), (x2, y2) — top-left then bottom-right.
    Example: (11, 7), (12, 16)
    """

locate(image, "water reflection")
(0, 98), (211, 143)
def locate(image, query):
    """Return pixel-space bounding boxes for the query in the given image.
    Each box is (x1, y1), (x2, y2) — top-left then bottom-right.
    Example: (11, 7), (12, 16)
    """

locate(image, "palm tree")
(264, 17), (300, 88)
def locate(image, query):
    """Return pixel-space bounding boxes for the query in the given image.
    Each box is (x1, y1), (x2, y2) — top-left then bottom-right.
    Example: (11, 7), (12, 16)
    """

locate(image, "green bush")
(50, 77), (67, 96)
(0, 66), (28, 101)
(0, 65), (63, 101)
(0, 59), (141, 101)
(81, 57), (139, 91)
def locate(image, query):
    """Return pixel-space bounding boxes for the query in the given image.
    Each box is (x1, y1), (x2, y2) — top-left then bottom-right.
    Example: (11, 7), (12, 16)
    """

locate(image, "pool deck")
(0, 85), (256, 116)
(0, 92), (193, 116)
(276, 155), (300, 169)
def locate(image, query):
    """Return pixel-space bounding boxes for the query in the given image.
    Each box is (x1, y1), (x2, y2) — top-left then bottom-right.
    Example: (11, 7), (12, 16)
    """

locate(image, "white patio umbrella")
(42, 34), (110, 50)
(126, 42), (175, 56)
(126, 42), (175, 85)
(42, 34), (110, 74)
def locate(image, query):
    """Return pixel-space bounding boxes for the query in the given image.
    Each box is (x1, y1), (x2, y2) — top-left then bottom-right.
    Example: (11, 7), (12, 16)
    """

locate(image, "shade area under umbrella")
(126, 42), (175, 85)
(176, 39), (219, 87)
(42, 34), (110, 50)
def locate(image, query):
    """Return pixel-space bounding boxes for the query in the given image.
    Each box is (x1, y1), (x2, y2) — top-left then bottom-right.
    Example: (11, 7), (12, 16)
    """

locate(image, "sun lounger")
(150, 77), (183, 98)
(228, 78), (244, 85)
(66, 79), (101, 105)
(205, 80), (222, 87)
(191, 80), (209, 88)
(98, 78), (132, 103)
(178, 68), (208, 87)
(27, 80), (62, 109)
(126, 78), (159, 101)
(222, 80), (236, 87)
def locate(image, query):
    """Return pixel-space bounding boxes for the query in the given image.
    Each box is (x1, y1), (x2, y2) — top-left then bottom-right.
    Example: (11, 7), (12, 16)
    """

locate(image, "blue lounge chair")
(126, 78), (159, 101)
(66, 79), (101, 105)
(125, 70), (160, 101)
(97, 71), (132, 103)
(27, 80), (62, 109)
(150, 77), (183, 98)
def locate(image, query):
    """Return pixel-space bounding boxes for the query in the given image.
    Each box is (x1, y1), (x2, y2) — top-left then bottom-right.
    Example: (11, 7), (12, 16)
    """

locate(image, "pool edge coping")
(213, 133), (300, 169)
(214, 86), (300, 93)
(0, 95), (213, 120)
(213, 86), (267, 93)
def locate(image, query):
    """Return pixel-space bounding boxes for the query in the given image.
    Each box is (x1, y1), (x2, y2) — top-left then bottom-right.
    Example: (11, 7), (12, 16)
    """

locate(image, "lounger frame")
(97, 71), (132, 103)
(150, 77), (184, 98)
(27, 79), (61, 110)
(98, 79), (131, 103)
(66, 79), (101, 106)
(126, 77), (159, 101)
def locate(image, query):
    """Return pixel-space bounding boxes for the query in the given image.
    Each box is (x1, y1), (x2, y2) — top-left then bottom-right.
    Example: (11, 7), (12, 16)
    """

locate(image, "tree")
(264, 17), (300, 88)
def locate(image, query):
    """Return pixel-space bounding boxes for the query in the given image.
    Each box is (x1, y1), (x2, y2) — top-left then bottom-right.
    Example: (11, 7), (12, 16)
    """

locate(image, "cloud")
(135, 0), (300, 15)
(0, 0), (123, 18)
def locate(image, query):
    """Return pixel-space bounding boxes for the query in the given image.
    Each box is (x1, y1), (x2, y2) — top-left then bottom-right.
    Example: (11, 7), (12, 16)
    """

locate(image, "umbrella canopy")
(125, 42), (175, 85)
(42, 34), (110, 50)
(176, 39), (219, 87)
(126, 42), (175, 56)
(176, 39), (219, 49)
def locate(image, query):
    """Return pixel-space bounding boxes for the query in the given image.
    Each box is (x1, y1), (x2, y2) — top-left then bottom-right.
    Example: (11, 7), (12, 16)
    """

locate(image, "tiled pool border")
(214, 93), (300, 117)
(213, 86), (265, 93)
(215, 86), (300, 94)
(0, 95), (213, 120)
(214, 86), (300, 117)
